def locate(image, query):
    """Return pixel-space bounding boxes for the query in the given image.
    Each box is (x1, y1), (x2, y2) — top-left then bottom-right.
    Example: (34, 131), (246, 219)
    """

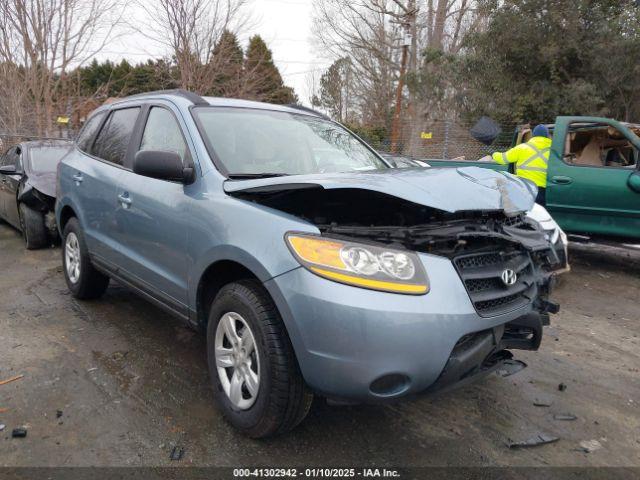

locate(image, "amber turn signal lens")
(285, 233), (429, 295)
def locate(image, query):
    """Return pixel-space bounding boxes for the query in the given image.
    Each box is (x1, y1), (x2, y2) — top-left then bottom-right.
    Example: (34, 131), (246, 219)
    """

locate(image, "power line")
(275, 59), (327, 64)
(258, 0), (310, 5)
(284, 67), (326, 76)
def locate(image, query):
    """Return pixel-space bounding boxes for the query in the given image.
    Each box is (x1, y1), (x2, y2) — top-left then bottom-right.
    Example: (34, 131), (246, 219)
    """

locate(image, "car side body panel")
(185, 174), (319, 318)
(57, 148), (124, 263)
(547, 116), (640, 240)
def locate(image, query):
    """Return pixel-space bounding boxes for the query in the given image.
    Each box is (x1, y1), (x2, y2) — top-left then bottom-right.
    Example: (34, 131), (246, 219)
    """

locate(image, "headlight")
(285, 233), (429, 295)
(559, 229), (568, 246)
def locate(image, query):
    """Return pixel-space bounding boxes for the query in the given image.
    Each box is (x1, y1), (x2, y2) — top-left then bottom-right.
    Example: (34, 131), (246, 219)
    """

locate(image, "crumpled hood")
(223, 166), (537, 215)
(27, 172), (57, 198)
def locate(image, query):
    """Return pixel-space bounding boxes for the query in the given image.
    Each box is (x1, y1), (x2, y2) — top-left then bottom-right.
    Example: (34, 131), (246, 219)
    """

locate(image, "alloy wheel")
(65, 232), (81, 284)
(214, 312), (260, 410)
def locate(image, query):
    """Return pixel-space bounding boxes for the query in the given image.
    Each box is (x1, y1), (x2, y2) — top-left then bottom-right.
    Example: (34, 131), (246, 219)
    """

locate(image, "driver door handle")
(551, 175), (573, 185)
(72, 173), (83, 184)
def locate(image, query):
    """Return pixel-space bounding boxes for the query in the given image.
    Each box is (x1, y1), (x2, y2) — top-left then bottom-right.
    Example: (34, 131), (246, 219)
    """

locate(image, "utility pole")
(390, 40), (408, 154)
(389, 2), (416, 154)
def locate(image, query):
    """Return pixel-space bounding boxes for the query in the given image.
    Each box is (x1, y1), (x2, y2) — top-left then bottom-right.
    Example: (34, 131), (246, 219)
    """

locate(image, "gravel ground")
(0, 222), (639, 467)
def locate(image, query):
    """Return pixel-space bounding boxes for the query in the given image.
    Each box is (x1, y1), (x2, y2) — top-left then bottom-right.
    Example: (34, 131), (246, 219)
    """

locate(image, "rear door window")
(2, 147), (21, 171)
(92, 108), (140, 166)
(0, 147), (14, 167)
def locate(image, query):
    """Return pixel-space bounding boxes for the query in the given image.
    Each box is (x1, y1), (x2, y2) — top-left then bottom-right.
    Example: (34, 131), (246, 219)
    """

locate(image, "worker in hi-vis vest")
(492, 124), (551, 205)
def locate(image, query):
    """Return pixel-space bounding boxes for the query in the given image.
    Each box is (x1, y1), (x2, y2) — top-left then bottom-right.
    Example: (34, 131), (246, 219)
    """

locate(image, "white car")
(527, 203), (569, 273)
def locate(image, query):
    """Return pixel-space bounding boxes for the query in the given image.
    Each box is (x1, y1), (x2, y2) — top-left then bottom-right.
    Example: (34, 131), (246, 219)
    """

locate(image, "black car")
(0, 140), (72, 248)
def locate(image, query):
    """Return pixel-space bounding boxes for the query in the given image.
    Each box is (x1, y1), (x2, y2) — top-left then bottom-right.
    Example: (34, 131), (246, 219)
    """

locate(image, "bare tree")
(0, 0), (124, 136)
(0, 62), (31, 135)
(312, 0), (402, 127)
(312, 0), (485, 152)
(138, 0), (249, 94)
(314, 0), (477, 123)
(310, 57), (355, 123)
(425, 0), (484, 53)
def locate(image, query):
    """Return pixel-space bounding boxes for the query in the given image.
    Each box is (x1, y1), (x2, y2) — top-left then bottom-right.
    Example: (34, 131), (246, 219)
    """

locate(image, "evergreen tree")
(75, 58), (178, 97)
(78, 59), (116, 95)
(314, 57), (352, 122)
(459, 0), (640, 123)
(209, 30), (244, 97)
(244, 35), (297, 104)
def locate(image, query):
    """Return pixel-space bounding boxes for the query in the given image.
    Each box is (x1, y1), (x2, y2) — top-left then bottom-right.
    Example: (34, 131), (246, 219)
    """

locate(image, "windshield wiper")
(227, 173), (289, 179)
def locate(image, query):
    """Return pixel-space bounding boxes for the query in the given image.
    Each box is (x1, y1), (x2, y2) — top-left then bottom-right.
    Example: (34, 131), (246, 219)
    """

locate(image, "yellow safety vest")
(492, 136), (552, 188)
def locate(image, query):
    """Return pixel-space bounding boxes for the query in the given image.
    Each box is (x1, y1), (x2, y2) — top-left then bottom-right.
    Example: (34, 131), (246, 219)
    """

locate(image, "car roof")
(105, 89), (328, 119)
(201, 97), (322, 117)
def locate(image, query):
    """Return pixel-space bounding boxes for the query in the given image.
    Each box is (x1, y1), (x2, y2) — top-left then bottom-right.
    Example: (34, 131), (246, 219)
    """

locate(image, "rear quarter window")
(76, 112), (106, 153)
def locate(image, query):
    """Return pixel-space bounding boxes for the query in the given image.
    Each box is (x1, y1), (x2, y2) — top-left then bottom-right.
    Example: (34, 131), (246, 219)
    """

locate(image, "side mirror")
(133, 150), (194, 184)
(628, 171), (640, 193)
(0, 165), (17, 175)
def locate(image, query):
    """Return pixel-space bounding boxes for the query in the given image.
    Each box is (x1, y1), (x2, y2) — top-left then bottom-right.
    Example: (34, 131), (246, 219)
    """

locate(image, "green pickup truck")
(427, 116), (640, 241)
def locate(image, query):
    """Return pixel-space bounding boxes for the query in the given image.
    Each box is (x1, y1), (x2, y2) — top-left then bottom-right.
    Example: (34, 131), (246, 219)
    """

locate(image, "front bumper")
(264, 252), (547, 403)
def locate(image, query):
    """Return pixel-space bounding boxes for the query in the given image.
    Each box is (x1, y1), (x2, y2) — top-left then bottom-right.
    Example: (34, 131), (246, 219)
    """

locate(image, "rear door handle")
(550, 175), (573, 185)
(118, 192), (132, 208)
(72, 173), (83, 184)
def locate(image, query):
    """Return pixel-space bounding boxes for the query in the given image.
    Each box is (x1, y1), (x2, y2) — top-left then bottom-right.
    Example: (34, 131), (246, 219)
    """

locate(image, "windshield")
(29, 145), (71, 173)
(193, 107), (388, 175)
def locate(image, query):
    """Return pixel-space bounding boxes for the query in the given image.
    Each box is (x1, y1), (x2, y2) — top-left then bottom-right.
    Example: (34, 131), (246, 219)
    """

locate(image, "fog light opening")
(369, 374), (410, 397)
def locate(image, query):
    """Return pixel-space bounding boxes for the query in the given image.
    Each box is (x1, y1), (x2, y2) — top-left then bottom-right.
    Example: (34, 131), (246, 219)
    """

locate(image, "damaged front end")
(349, 208), (563, 393)
(18, 183), (58, 239)
(226, 167), (561, 394)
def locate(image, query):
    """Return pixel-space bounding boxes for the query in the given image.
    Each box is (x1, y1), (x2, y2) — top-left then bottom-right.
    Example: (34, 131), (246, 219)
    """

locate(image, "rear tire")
(62, 217), (109, 299)
(207, 280), (313, 438)
(19, 203), (48, 250)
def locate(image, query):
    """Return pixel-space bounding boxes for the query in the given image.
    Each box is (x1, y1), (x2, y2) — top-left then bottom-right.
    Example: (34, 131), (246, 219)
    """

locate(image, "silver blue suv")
(56, 90), (561, 437)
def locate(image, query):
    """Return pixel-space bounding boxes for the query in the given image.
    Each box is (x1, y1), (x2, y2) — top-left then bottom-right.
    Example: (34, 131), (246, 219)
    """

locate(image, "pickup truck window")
(564, 124), (638, 169)
(140, 107), (188, 161)
(193, 107), (387, 175)
(92, 107), (140, 166)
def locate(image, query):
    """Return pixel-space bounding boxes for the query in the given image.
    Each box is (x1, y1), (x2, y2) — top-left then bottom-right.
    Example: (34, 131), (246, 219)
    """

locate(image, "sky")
(97, 0), (331, 105)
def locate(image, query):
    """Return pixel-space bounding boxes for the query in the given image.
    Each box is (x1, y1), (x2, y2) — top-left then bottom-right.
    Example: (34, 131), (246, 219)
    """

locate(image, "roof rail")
(121, 89), (208, 106)
(285, 104), (331, 121)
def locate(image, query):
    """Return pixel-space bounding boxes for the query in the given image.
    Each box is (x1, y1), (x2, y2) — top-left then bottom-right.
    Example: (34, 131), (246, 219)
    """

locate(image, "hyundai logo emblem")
(501, 269), (517, 286)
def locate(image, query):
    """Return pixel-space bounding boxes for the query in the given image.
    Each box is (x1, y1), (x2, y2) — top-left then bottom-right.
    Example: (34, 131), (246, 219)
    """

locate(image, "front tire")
(207, 280), (312, 438)
(62, 217), (109, 299)
(19, 203), (48, 250)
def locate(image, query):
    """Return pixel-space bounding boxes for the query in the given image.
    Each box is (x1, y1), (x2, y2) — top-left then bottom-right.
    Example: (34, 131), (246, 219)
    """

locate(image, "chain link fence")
(2, 118), (521, 165)
(363, 118), (520, 161)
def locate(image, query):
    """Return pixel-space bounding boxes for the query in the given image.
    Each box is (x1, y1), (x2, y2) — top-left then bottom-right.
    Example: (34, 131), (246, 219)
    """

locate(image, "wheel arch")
(57, 204), (77, 234)
(196, 259), (264, 330)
